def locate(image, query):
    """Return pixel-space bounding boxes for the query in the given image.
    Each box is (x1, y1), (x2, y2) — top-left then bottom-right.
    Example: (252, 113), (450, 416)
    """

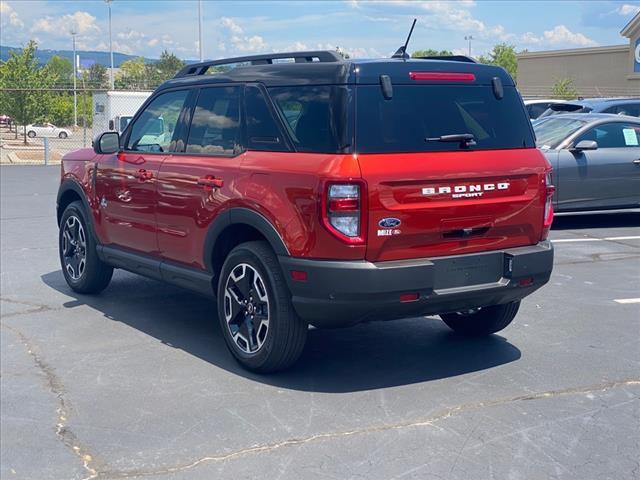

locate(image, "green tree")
(0, 41), (56, 143)
(86, 63), (108, 88)
(411, 49), (453, 58)
(116, 57), (147, 89)
(47, 55), (73, 85)
(477, 43), (518, 80)
(551, 78), (579, 100)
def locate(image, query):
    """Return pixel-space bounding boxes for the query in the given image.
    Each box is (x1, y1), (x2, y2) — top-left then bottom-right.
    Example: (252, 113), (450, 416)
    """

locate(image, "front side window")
(575, 123), (640, 148)
(603, 104), (640, 117)
(126, 90), (188, 152)
(186, 86), (242, 155)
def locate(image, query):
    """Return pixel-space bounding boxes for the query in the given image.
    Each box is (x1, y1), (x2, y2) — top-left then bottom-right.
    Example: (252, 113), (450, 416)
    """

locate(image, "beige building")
(517, 13), (640, 97)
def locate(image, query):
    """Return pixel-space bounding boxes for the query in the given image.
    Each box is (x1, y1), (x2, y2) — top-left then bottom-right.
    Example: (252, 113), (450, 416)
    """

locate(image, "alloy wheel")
(223, 263), (270, 354)
(61, 215), (87, 280)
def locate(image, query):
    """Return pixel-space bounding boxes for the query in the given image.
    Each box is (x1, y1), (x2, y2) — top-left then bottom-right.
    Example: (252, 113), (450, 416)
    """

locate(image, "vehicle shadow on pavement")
(42, 269), (521, 393)
(552, 212), (639, 230)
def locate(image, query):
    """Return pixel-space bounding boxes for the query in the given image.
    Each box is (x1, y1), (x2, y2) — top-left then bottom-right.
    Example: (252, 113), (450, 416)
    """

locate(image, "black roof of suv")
(160, 50), (515, 90)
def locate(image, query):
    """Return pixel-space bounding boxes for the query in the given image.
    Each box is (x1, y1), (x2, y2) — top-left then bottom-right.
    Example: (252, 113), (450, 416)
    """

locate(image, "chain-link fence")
(0, 87), (152, 165)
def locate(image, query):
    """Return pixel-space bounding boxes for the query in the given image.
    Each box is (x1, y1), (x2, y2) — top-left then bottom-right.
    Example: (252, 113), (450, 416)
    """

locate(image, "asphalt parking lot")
(1, 166), (638, 480)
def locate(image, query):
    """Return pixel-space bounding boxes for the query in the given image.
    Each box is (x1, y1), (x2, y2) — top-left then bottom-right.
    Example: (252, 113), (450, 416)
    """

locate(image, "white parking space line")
(552, 236), (640, 243)
(614, 298), (640, 304)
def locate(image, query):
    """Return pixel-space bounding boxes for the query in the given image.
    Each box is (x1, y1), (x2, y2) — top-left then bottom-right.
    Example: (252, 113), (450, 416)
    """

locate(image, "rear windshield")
(356, 85), (535, 153)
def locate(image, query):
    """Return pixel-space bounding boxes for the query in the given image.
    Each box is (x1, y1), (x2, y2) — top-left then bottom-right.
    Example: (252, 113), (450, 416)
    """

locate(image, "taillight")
(322, 182), (366, 245)
(542, 170), (555, 240)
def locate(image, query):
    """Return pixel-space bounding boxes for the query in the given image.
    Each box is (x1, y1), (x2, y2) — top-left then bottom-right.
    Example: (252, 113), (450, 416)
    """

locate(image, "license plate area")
(433, 252), (504, 290)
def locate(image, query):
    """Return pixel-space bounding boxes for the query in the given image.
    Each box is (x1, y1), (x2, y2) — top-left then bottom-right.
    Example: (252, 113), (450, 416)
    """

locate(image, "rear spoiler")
(549, 103), (589, 112)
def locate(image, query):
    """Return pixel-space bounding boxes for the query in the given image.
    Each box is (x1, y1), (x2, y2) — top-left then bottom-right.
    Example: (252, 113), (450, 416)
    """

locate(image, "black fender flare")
(56, 179), (98, 239)
(203, 208), (290, 272)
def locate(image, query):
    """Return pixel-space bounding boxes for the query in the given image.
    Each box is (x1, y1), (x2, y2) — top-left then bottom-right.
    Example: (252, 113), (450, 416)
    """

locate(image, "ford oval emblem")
(378, 217), (401, 228)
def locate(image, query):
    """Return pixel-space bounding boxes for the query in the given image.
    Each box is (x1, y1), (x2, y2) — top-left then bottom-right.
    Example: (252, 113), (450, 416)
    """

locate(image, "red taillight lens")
(409, 72), (475, 82)
(542, 170), (555, 240)
(322, 182), (366, 244)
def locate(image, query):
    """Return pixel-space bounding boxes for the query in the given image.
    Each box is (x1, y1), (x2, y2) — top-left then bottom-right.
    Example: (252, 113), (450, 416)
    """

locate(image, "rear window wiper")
(425, 133), (476, 148)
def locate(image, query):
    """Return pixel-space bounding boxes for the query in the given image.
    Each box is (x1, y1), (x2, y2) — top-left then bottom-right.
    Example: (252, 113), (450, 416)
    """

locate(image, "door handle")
(633, 159), (640, 165)
(135, 169), (153, 181)
(197, 176), (224, 189)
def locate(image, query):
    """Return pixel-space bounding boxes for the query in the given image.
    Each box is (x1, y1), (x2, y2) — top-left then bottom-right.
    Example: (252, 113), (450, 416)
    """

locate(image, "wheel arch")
(204, 208), (289, 278)
(56, 179), (92, 227)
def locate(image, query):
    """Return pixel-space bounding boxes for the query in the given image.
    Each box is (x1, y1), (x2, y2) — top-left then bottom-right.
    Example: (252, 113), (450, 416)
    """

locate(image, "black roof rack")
(415, 55), (477, 63)
(174, 50), (344, 78)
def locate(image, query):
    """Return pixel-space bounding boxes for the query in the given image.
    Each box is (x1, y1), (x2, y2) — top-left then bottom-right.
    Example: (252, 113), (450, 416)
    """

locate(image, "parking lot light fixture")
(105, 0), (114, 90)
(71, 30), (78, 127)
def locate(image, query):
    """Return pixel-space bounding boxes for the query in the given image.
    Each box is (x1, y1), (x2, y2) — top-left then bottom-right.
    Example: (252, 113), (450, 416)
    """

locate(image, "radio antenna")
(392, 18), (417, 59)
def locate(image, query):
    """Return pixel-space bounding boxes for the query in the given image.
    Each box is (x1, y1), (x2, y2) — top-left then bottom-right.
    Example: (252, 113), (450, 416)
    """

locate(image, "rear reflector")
(409, 72), (476, 82)
(290, 270), (308, 282)
(518, 277), (534, 287)
(400, 293), (419, 303)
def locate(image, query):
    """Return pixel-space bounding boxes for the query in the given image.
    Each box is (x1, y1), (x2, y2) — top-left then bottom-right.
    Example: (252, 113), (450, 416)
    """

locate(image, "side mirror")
(93, 131), (120, 154)
(571, 140), (598, 152)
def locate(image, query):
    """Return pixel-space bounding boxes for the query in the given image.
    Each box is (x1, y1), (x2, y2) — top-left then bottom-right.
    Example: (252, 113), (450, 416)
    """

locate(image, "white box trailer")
(93, 91), (152, 135)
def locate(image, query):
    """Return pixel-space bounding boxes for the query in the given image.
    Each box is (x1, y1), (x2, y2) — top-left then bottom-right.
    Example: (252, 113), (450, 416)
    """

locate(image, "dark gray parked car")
(533, 113), (640, 212)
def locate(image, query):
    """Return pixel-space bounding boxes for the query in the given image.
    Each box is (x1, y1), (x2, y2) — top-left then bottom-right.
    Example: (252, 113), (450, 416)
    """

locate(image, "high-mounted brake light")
(409, 72), (475, 82)
(541, 170), (555, 240)
(322, 182), (366, 245)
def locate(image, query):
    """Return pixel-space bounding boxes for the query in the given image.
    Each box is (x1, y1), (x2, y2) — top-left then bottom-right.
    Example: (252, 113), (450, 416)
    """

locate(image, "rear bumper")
(279, 241), (553, 328)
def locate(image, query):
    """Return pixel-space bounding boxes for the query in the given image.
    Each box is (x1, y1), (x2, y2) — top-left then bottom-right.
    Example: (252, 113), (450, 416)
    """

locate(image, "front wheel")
(27, 131), (36, 138)
(440, 301), (520, 336)
(59, 201), (113, 294)
(217, 241), (307, 373)
(58, 131), (68, 139)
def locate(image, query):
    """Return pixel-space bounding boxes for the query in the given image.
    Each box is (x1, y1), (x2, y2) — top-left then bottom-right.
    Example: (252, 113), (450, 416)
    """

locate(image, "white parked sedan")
(25, 123), (72, 139)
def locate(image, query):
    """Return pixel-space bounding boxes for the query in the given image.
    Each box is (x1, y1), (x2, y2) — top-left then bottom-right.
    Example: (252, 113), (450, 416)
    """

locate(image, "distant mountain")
(0, 45), (197, 66)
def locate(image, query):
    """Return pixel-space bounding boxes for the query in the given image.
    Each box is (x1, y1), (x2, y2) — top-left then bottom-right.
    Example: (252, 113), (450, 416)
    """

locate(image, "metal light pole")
(105, 0), (114, 89)
(198, 0), (204, 62)
(71, 30), (78, 127)
(464, 35), (474, 57)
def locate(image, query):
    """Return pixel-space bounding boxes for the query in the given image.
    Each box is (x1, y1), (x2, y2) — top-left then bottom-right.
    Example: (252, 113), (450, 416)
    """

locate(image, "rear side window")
(602, 104), (640, 117)
(245, 86), (287, 152)
(269, 86), (352, 153)
(186, 86), (242, 156)
(356, 85), (534, 153)
(527, 103), (550, 119)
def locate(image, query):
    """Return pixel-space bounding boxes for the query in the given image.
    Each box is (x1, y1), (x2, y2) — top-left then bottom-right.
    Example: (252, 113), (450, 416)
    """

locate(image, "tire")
(27, 130), (36, 138)
(59, 201), (113, 294)
(58, 131), (68, 139)
(440, 301), (520, 336)
(217, 241), (307, 373)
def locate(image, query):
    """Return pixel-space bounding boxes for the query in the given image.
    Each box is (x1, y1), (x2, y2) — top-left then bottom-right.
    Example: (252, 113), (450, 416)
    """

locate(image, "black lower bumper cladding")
(279, 241), (553, 328)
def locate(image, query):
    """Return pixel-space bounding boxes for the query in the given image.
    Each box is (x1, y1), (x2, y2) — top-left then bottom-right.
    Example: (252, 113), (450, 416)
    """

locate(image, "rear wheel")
(27, 130), (36, 138)
(59, 201), (113, 294)
(440, 301), (520, 336)
(217, 241), (307, 373)
(58, 131), (68, 139)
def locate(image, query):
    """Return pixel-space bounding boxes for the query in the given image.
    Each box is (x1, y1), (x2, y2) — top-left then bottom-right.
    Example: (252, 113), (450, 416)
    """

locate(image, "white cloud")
(618, 4), (640, 15)
(541, 25), (597, 47)
(283, 41), (308, 52)
(0, 1), (23, 28)
(147, 38), (159, 47)
(230, 34), (267, 52)
(220, 17), (243, 35)
(32, 11), (100, 36)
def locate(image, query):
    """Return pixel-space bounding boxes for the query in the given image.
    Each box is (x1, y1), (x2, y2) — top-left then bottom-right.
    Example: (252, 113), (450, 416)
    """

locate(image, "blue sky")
(1, 0), (639, 59)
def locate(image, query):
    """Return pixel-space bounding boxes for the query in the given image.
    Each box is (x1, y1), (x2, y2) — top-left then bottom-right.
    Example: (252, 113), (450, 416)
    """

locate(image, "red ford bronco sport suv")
(57, 51), (554, 372)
